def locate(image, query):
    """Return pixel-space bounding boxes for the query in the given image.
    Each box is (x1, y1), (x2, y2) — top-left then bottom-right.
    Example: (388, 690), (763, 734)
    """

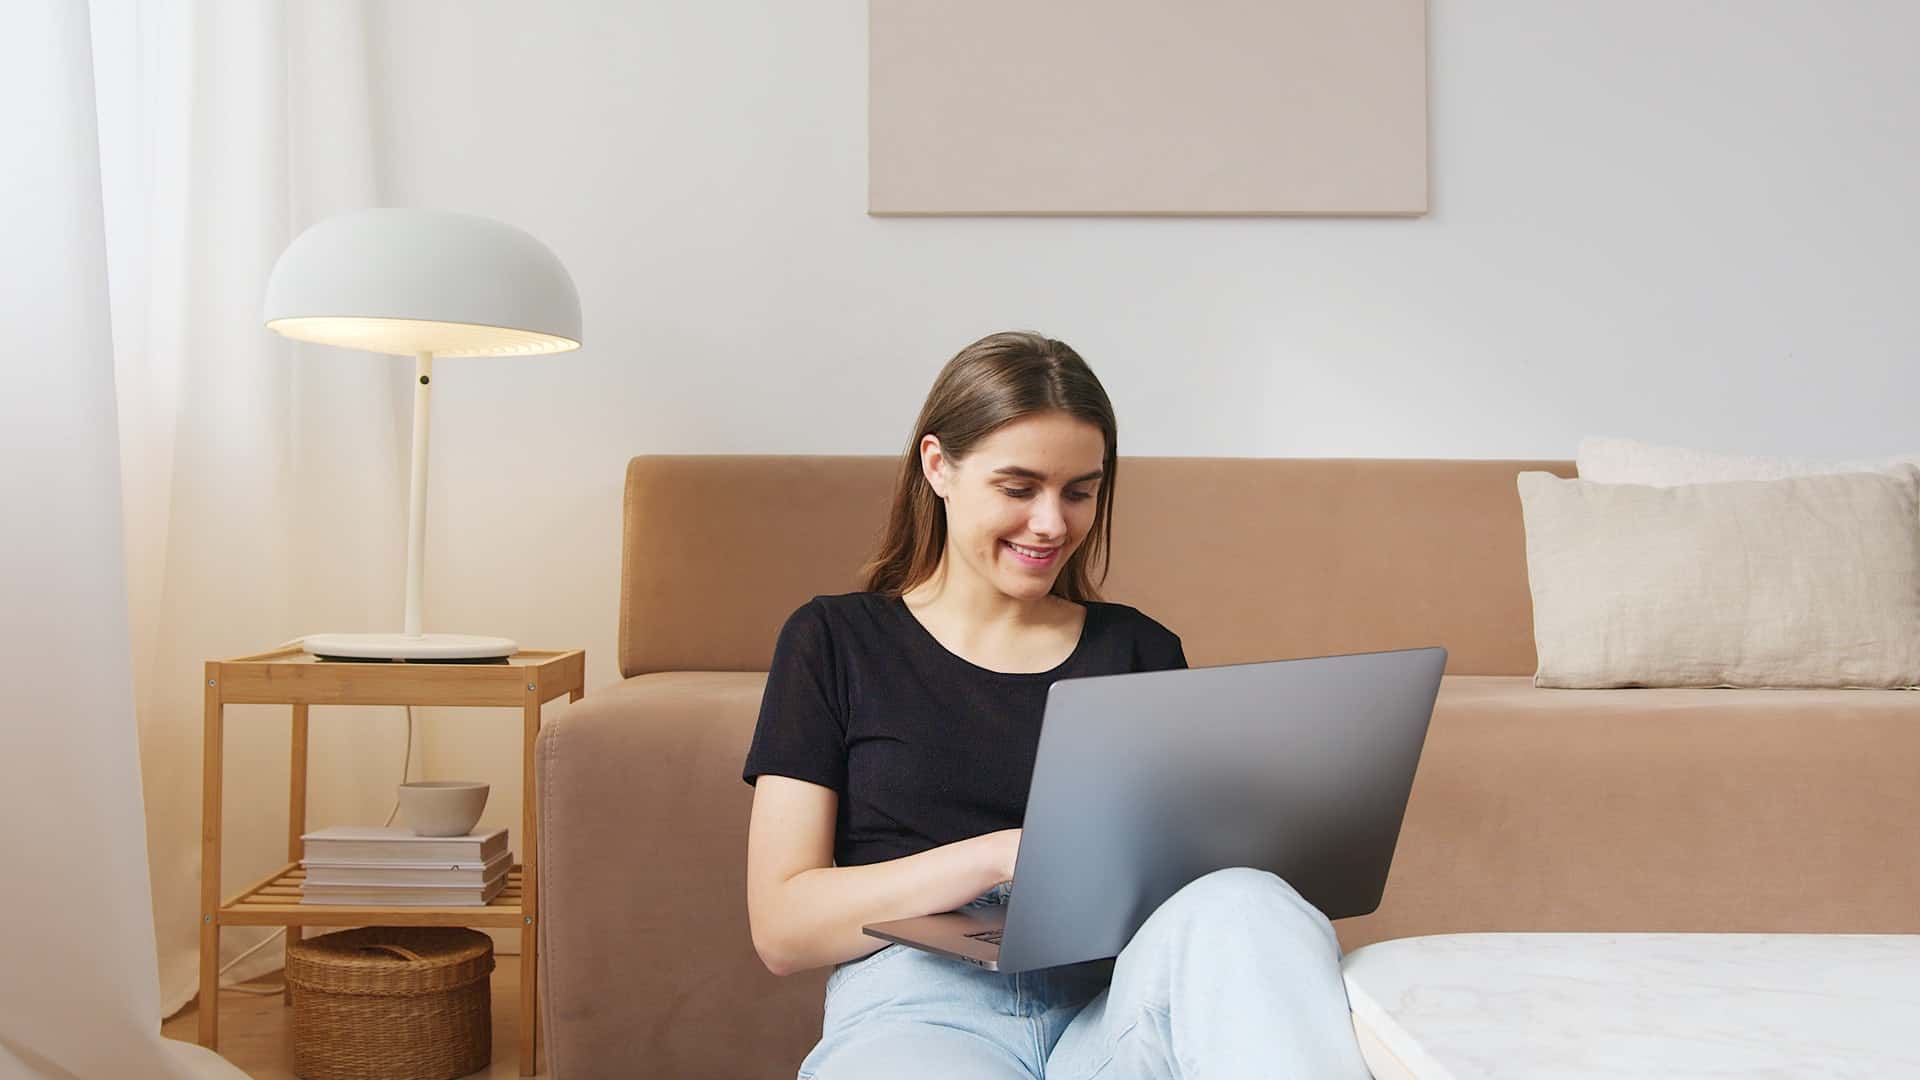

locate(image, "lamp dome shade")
(263, 208), (582, 357)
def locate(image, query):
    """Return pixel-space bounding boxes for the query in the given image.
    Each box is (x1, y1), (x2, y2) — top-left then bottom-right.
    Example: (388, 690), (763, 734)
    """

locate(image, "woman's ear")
(919, 435), (949, 500)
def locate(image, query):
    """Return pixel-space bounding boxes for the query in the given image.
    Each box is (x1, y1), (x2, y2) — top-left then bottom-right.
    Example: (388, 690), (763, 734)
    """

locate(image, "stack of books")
(299, 826), (512, 906)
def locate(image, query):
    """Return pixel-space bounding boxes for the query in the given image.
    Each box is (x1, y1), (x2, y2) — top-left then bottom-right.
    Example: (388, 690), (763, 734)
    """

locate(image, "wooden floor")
(161, 954), (542, 1078)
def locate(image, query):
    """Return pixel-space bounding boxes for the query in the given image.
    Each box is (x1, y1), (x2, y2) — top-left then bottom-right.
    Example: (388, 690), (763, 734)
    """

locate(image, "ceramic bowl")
(397, 780), (489, 837)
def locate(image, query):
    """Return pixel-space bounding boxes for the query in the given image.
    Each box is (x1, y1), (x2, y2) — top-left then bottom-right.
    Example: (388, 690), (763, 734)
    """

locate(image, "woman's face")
(923, 411), (1107, 603)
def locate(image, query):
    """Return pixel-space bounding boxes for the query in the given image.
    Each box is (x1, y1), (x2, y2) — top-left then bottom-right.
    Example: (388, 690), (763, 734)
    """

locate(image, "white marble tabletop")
(1340, 933), (1920, 1079)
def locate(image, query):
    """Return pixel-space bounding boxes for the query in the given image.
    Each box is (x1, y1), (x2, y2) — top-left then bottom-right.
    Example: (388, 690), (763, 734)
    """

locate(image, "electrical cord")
(214, 636), (414, 997)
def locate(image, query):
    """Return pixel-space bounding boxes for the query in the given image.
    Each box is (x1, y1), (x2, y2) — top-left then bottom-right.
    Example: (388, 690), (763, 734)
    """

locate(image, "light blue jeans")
(797, 868), (1374, 1079)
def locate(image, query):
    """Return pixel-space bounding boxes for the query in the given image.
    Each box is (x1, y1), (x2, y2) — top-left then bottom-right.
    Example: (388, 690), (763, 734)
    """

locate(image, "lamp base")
(299, 632), (518, 662)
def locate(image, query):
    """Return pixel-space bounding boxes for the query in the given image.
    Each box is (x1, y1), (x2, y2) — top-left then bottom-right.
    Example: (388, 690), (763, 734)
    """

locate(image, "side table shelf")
(221, 863), (525, 926)
(198, 645), (584, 1078)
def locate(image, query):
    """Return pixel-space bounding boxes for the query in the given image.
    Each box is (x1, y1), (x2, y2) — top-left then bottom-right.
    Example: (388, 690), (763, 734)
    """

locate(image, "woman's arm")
(746, 775), (1019, 976)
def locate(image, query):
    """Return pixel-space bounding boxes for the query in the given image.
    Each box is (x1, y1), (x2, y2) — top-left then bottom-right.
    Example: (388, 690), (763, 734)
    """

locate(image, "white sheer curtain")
(3, 2), (416, 1071)
(93, 0), (426, 1017)
(2, 1), (248, 1074)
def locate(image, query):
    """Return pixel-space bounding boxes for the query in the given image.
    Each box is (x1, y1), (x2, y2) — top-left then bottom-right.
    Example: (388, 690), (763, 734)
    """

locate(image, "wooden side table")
(198, 645), (584, 1077)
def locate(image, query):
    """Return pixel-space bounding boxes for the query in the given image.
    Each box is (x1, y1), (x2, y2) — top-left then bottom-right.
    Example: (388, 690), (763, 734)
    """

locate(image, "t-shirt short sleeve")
(1133, 608), (1189, 673)
(742, 600), (848, 792)
(1156, 631), (1189, 672)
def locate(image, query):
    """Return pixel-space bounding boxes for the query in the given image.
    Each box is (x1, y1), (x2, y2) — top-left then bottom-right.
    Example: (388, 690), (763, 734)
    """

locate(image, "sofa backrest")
(619, 455), (1574, 679)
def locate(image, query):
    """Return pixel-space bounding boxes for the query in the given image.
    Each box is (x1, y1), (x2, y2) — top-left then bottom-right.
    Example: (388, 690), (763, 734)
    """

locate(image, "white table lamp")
(263, 208), (581, 661)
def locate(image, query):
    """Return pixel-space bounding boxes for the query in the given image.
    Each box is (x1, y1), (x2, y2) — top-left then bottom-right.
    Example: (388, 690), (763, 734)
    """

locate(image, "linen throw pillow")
(1516, 468), (1920, 689)
(1576, 435), (1920, 485)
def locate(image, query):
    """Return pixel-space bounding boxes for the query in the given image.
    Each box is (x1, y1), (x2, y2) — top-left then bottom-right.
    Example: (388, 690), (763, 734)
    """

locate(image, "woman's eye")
(999, 487), (1094, 502)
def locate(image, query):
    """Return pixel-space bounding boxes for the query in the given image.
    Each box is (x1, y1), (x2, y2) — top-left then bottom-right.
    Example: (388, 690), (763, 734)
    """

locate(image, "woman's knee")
(1170, 866), (1297, 911)
(1101, 868), (1344, 1023)
(1179, 865), (1291, 901)
(1152, 868), (1336, 946)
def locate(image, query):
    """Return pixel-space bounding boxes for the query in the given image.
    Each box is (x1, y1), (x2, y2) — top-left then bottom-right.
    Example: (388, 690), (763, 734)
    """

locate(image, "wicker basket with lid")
(287, 926), (495, 1080)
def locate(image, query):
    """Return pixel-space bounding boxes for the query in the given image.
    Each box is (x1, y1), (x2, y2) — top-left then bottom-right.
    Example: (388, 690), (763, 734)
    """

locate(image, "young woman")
(743, 332), (1371, 1079)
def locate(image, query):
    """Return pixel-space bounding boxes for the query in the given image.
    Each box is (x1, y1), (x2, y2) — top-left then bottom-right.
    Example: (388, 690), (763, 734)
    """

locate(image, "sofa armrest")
(536, 672), (826, 1079)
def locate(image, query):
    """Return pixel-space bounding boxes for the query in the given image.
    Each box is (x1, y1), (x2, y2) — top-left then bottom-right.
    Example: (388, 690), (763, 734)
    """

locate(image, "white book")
(299, 870), (510, 907)
(302, 849), (513, 887)
(300, 825), (508, 865)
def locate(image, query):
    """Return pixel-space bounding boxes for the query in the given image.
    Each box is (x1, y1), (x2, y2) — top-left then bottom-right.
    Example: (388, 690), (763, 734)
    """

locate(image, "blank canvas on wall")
(869, 0), (1428, 216)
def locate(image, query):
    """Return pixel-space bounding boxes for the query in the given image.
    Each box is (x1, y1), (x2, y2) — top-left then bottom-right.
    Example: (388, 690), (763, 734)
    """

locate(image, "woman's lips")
(1003, 540), (1060, 567)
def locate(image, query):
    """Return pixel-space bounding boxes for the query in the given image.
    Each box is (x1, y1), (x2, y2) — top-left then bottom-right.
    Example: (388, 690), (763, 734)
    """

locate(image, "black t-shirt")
(742, 591), (1188, 868)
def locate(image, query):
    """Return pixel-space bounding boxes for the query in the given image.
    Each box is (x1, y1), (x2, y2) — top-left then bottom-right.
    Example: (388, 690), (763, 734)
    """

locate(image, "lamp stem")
(403, 350), (434, 638)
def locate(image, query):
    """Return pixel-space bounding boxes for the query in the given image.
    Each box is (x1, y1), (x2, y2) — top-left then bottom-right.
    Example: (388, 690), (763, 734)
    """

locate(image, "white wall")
(339, 0), (1918, 817)
(368, 0), (1920, 458)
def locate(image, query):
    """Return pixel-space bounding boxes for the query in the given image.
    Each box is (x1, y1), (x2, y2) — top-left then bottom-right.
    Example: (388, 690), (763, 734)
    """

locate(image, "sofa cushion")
(1515, 469), (1920, 688)
(1343, 676), (1920, 949)
(619, 456), (1576, 680)
(1576, 435), (1920, 485)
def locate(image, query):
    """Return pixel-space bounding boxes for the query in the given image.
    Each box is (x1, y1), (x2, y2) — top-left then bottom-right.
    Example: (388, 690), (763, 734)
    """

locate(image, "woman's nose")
(1030, 495), (1067, 539)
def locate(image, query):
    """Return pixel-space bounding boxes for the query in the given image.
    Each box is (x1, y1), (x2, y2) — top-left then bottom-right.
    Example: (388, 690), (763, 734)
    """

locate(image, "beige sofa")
(534, 456), (1920, 1079)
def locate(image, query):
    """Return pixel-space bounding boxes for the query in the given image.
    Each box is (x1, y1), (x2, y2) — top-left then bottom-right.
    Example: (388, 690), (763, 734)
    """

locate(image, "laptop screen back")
(995, 646), (1446, 973)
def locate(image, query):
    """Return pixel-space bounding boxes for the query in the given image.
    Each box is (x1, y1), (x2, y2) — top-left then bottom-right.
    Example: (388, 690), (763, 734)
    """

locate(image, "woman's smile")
(1002, 539), (1062, 567)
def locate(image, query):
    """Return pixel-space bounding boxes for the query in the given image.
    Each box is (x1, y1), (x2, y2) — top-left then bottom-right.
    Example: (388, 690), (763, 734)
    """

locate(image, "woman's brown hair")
(861, 331), (1118, 602)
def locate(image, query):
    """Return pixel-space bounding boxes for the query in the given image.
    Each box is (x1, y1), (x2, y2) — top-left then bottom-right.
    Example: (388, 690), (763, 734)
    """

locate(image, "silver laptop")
(863, 646), (1446, 974)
